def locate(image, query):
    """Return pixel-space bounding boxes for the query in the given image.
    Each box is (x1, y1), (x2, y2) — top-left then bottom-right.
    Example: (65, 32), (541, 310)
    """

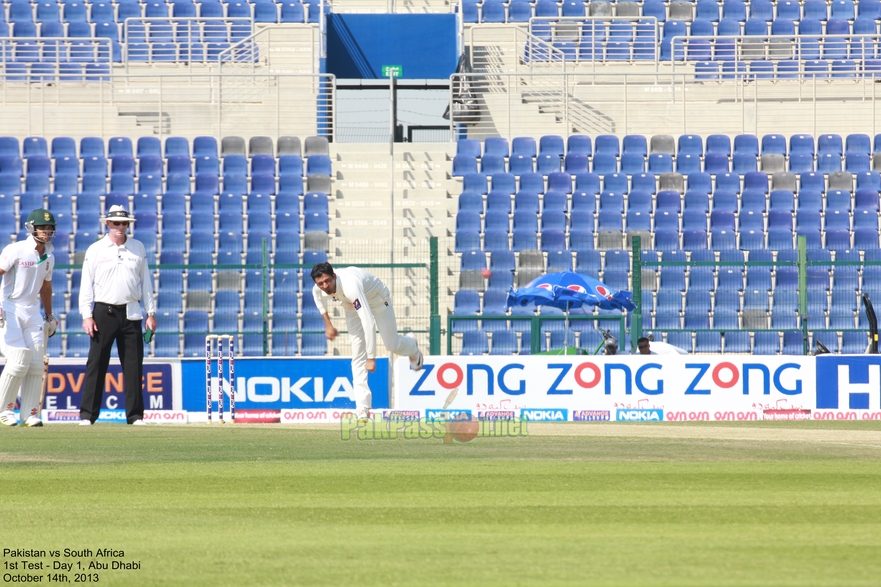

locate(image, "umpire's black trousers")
(79, 302), (144, 425)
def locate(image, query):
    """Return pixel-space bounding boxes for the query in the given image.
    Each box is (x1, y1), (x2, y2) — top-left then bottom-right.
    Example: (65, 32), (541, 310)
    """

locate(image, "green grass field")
(2, 422), (881, 586)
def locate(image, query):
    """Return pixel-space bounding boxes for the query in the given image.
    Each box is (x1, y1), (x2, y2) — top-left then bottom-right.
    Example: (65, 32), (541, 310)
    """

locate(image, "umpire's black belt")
(95, 302), (129, 311)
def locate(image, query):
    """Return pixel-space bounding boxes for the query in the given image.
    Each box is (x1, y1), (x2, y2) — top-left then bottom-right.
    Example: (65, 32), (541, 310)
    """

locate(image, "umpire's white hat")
(101, 205), (136, 223)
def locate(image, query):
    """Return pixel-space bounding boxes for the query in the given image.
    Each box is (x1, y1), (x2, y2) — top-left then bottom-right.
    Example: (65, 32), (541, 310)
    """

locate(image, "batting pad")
(0, 347), (32, 412)
(18, 374), (43, 420)
(27, 346), (44, 375)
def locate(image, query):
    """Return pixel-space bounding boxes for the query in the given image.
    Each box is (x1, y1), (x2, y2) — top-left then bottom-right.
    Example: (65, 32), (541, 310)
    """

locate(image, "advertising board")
(181, 357), (390, 421)
(394, 355), (881, 421)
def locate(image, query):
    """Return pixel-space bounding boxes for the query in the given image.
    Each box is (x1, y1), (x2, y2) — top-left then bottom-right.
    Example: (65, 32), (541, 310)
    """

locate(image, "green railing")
(446, 314), (626, 355)
(448, 234), (879, 356)
(631, 235), (874, 355)
(53, 236), (441, 357)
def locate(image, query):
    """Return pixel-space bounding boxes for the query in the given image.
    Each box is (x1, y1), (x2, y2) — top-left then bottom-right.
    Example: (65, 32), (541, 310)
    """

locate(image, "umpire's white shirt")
(79, 235), (155, 320)
(0, 236), (54, 305)
(312, 267), (390, 359)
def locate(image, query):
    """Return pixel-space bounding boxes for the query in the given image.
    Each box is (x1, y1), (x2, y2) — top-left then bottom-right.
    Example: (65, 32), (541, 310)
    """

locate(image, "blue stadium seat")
(145, 1), (171, 17)
(481, 155), (506, 176)
(630, 172), (655, 194)
(134, 156), (159, 178)
(460, 331), (489, 355)
(539, 135), (564, 159)
(600, 173), (625, 194)
(484, 191), (509, 216)
(567, 135), (592, 156)
(182, 310), (209, 357)
(512, 137), (537, 159)
(830, 0), (856, 19)
(789, 152), (814, 173)
(193, 136), (218, 158)
(676, 154), (701, 175)
(62, 2), (88, 23)
(594, 134), (620, 157)
(845, 153), (870, 172)
(693, 331), (721, 353)
(713, 175), (740, 197)
(489, 330), (518, 355)
(167, 154), (193, 177)
(514, 191), (539, 214)
(453, 155), (477, 177)
(801, 0), (827, 20)
(818, 153), (842, 173)
(648, 153), (673, 174)
(254, 0), (279, 20)
(642, 0), (667, 22)
(135, 137), (161, 159)
(698, 0), (722, 21)
(846, 133), (871, 157)
(50, 137), (76, 159)
(190, 157), (218, 179)
(660, 20), (687, 61)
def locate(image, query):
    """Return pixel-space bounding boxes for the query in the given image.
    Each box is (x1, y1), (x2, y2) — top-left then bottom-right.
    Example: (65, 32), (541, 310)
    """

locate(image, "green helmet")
(27, 209), (56, 227)
(26, 209), (56, 243)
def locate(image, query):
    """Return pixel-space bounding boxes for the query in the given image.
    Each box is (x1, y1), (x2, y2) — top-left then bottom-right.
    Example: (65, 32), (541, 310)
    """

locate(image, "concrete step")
(334, 207), (398, 219)
(334, 144), (453, 157)
(332, 143), (455, 300)
(334, 177), (455, 192)
(333, 222), (448, 239)
(333, 158), (449, 172)
(332, 203), (435, 215)
(335, 168), (449, 182)
(0, 104), (143, 138)
(332, 0), (453, 12)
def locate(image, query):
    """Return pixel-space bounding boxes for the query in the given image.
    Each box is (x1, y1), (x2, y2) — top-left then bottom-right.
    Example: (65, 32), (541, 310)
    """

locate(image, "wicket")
(205, 334), (236, 423)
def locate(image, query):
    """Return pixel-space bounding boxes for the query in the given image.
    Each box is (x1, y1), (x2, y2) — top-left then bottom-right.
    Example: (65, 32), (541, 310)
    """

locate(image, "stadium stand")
(0, 134), (330, 357)
(451, 132), (881, 355)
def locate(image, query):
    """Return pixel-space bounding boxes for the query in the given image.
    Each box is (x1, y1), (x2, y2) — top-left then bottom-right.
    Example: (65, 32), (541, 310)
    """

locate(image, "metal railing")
(0, 36), (112, 67)
(632, 236), (877, 355)
(465, 19), (660, 72)
(445, 235), (880, 355)
(0, 71), (334, 141)
(446, 314), (626, 355)
(669, 33), (881, 72)
(448, 69), (881, 141)
(51, 237), (439, 358)
(123, 17), (254, 70)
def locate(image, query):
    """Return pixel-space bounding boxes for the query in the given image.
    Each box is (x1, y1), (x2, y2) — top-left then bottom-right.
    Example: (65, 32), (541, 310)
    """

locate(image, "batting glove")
(44, 314), (58, 337)
(0, 306), (4, 329)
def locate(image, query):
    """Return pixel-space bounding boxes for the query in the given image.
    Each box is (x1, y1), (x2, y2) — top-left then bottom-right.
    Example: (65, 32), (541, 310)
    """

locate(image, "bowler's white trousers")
(346, 300), (416, 411)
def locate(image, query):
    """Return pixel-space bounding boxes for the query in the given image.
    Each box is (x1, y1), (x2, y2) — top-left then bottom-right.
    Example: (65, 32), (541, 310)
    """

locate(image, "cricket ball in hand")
(447, 412), (479, 443)
(480, 268), (492, 279)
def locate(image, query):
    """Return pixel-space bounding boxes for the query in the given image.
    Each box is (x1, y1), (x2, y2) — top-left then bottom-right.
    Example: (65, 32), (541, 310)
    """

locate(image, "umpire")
(78, 205), (157, 426)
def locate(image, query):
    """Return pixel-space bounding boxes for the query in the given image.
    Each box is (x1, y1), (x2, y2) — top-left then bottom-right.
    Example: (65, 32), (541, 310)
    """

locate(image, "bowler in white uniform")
(310, 262), (423, 421)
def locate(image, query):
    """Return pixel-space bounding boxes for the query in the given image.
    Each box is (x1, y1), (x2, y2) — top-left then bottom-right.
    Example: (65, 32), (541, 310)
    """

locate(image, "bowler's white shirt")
(79, 235), (155, 319)
(312, 267), (390, 359)
(0, 236), (54, 305)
